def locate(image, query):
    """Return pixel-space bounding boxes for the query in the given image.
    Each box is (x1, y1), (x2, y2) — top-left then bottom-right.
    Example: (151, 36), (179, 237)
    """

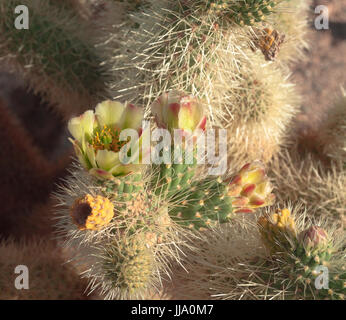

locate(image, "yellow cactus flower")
(68, 100), (144, 179)
(258, 208), (297, 253)
(70, 194), (114, 230)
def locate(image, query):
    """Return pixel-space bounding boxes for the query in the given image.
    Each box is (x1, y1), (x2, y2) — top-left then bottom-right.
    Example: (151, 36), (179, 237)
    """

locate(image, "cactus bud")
(258, 208), (297, 253)
(150, 91), (207, 135)
(299, 226), (329, 250)
(227, 161), (275, 213)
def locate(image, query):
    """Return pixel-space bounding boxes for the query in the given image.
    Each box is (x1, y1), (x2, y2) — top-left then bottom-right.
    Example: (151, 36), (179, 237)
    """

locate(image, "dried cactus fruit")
(266, 0), (309, 64)
(70, 194), (114, 230)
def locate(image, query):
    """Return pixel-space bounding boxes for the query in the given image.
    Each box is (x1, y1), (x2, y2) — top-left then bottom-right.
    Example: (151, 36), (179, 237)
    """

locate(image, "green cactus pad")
(151, 149), (233, 230)
(287, 243), (346, 300)
(179, 0), (283, 26)
(169, 177), (233, 230)
(102, 238), (154, 297)
(100, 173), (143, 199)
(197, 0), (282, 26)
(153, 162), (197, 198)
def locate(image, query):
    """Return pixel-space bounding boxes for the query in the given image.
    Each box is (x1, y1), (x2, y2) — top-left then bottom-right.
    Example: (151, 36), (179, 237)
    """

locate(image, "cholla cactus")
(255, 207), (345, 300)
(54, 93), (275, 299)
(0, 0), (109, 119)
(109, 0), (302, 165)
(42, 0), (316, 301)
(225, 51), (299, 163)
(169, 204), (345, 300)
(54, 162), (182, 299)
(180, 0), (283, 26)
(162, 160), (275, 230)
(150, 92), (275, 229)
(87, 236), (157, 299)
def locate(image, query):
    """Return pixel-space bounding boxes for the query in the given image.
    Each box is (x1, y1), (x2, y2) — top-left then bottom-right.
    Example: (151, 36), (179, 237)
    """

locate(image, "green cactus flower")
(68, 100), (144, 179)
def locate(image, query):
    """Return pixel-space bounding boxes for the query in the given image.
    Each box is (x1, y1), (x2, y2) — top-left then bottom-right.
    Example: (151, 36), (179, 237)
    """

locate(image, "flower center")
(90, 125), (127, 152)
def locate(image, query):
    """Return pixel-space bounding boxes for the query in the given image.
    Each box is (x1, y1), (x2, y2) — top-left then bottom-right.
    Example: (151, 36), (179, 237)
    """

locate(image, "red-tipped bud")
(299, 226), (329, 250)
(227, 161), (275, 213)
(150, 91), (207, 135)
(241, 184), (256, 197)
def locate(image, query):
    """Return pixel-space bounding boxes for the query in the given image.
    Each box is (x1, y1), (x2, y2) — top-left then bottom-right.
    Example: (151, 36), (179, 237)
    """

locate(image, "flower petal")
(178, 95), (203, 132)
(70, 139), (90, 169)
(119, 103), (143, 130)
(85, 143), (97, 168)
(95, 100), (125, 127)
(196, 116), (207, 131)
(89, 168), (114, 180)
(109, 163), (132, 176)
(151, 93), (167, 128)
(95, 149), (120, 171)
(68, 110), (95, 142)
